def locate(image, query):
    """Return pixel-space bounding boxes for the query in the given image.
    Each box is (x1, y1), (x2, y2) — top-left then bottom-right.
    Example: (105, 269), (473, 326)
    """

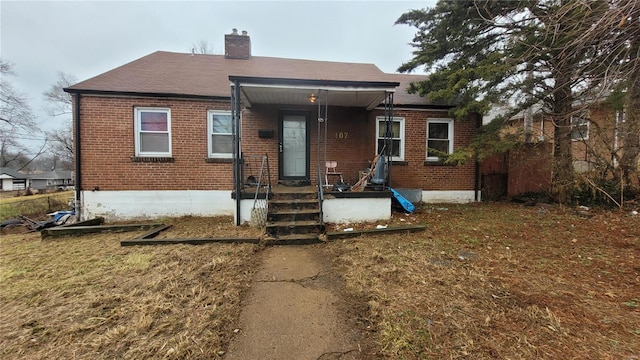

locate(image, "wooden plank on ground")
(59, 217), (105, 227)
(138, 224), (173, 239)
(41, 223), (162, 239)
(326, 224), (426, 240)
(120, 237), (261, 246)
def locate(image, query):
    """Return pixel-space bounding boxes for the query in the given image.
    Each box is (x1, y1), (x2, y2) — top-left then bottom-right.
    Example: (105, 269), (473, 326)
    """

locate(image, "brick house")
(506, 102), (632, 173)
(65, 30), (481, 224)
(485, 101), (636, 198)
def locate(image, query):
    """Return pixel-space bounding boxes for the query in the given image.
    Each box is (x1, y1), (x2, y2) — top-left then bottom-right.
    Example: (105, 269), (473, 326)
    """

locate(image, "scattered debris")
(457, 250), (478, 261)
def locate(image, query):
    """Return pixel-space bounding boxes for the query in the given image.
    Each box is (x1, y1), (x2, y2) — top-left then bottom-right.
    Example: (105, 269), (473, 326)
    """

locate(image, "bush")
(572, 176), (639, 208)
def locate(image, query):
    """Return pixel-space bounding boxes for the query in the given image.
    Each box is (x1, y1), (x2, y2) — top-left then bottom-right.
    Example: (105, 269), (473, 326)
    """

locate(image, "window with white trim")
(376, 116), (404, 161)
(134, 107), (171, 156)
(571, 113), (589, 141)
(208, 110), (233, 158)
(426, 118), (454, 161)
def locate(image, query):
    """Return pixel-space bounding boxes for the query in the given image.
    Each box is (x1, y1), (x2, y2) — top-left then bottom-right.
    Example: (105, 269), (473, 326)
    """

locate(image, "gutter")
(229, 75), (400, 89)
(63, 88), (229, 101)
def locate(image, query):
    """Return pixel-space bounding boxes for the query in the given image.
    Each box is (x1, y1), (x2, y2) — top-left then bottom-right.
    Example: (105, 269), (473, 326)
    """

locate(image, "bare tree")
(1, 60), (37, 135)
(190, 40), (214, 54)
(560, 0), (640, 191)
(43, 72), (76, 116)
(43, 72), (76, 170)
(0, 59), (44, 170)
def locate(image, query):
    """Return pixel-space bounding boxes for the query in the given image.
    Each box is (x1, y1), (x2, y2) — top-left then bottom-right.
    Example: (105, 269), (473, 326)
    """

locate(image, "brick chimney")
(225, 28), (251, 59)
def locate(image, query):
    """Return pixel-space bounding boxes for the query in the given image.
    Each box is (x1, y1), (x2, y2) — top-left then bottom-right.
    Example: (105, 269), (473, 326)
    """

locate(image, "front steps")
(265, 187), (323, 244)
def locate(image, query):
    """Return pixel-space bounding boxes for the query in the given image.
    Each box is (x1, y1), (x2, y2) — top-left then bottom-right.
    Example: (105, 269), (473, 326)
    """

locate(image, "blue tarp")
(389, 187), (415, 213)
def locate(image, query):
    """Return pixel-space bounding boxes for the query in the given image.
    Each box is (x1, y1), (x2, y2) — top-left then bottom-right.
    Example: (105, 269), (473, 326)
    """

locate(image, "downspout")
(387, 92), (394, 187)
(74, 93), (82, 219)
(232, 81), (242, 225)
(474, 113), (481, 202)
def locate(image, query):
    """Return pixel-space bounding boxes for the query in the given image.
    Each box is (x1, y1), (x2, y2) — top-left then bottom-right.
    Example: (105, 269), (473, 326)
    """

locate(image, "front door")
(279, 112), (309, 182)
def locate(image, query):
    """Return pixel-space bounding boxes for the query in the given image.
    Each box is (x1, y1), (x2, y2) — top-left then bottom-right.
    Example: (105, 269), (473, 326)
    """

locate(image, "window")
(426, 118), (454, 161)
(208, 110), (233, 158)
(134, 108), (171, 156)
(376, 117), (404, 161)
(571, 113), (589, 141)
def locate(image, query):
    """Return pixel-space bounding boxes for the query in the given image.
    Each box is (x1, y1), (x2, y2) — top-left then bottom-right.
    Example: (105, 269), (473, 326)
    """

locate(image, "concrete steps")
(265, 188), (323, 244)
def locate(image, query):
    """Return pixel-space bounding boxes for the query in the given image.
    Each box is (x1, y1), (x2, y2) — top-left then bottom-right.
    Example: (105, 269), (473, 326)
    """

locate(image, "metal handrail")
(317, 164), (324, 226)
(250, 154), (271, 228)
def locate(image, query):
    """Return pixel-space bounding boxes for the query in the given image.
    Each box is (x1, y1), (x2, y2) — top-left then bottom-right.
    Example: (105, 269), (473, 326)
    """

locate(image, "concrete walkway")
(225, 246), (360, 360)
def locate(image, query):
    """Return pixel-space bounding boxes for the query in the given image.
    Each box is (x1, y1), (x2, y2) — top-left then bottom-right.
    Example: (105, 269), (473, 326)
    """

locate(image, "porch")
(234, 184), (392, 230)
(230, 76), (400, 226)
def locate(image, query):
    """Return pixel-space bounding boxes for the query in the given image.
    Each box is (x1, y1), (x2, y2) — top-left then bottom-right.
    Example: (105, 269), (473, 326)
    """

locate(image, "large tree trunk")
(551, 73), (574, 203)
(620, 78), (640, 187)
(619, 26), (640, 188)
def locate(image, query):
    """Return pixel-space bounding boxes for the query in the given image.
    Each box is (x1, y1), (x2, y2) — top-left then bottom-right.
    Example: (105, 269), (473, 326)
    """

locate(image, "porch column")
(383, 91), (394, 188)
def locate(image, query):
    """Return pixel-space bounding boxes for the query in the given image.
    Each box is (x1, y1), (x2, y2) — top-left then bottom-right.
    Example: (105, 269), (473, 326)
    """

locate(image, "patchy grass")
(0, 191), (73, 221)
(2, 206), (638, 359)
(0, 216), (260, 359)
(325, 202), (640, 359)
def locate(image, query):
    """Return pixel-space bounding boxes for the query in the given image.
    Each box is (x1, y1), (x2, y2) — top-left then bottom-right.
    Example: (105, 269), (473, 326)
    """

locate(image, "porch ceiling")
(230, 76), (399, 110)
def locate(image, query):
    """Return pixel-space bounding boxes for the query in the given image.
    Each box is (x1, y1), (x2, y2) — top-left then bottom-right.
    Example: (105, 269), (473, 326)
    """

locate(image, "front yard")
(1, 204), (638, 359)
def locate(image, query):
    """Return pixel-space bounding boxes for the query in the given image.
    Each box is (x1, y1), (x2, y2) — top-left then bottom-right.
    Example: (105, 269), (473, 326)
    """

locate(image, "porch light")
(308, 93), (317, 103)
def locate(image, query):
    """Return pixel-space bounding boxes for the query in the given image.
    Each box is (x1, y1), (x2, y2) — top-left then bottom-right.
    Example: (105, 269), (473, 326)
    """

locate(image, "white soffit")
(238, 84), (394, 110)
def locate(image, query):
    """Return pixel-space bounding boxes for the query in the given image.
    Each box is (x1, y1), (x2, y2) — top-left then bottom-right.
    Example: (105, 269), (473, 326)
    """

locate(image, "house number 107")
(336, 132), (349, 139)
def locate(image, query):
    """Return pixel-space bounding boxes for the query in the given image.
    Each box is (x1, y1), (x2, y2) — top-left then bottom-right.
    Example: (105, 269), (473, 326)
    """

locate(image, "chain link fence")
(0, 193), (72, 221)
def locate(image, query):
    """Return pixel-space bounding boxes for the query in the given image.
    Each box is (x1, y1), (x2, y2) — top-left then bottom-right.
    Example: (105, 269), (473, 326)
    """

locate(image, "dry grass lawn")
(0, 216), (260, 359)
(325, 202), (640, 359)
(1, 204), (638, 359)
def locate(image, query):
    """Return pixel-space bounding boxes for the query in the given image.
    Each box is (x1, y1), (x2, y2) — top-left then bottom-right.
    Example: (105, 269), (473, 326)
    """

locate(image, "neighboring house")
(64, 30), (481, 223)
(0, 167), (28, 191)
(1, 168), (74, 191)
(506, 102), (631, 173)
(485, 100), (637, 198)
(28, 170), (75, 190)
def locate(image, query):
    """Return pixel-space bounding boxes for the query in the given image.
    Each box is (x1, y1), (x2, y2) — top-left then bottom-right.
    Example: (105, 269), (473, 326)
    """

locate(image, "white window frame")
(571, 113), (590, 141)
(134, 107), (172, 157)
(376, 116), (405, 161)
(207, 110), (234, 158)
(426, 118), (454, 162)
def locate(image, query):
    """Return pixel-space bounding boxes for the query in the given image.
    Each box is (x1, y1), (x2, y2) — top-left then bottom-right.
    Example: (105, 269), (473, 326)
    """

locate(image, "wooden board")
(120, 237), (261, 246)
(325, 224), (426, 240)
(41, 223), (163, 239)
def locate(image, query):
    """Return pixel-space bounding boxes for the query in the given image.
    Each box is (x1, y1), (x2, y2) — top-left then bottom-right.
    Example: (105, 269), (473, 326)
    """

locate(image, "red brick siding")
(79, 96), (233, 191)
(369, 109), (479, 191)
(79, 96), (478, 192)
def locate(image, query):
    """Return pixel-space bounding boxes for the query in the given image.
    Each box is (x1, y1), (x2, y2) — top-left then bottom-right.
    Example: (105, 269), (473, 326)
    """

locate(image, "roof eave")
(229, 75), (400, 89)
(63, 88), (230, 101)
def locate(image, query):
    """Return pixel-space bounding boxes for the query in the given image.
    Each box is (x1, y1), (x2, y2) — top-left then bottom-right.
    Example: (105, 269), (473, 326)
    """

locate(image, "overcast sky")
(1, 0), (434, 147)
